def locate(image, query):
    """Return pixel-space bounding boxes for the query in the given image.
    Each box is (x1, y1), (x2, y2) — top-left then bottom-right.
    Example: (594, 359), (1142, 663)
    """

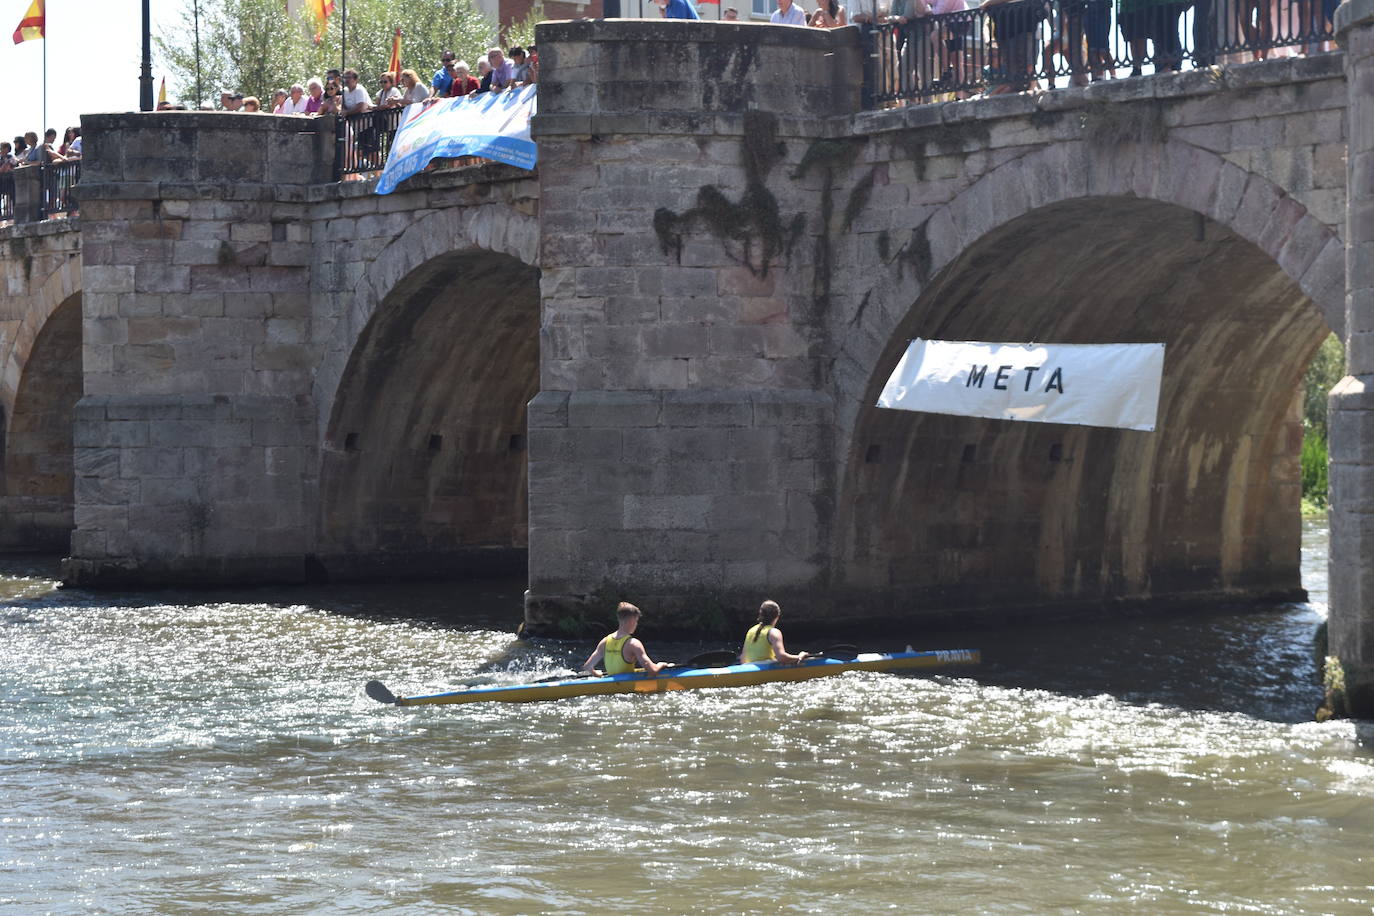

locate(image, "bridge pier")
(63, 114), (331, 585)
(1330, 0), (1374, 716)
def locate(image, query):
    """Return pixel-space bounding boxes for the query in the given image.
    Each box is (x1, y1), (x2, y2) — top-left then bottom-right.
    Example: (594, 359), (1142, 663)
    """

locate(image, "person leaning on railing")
(1116, 0), (1188, 74)
(980, 0), (1050, 93)
(399, 70), (430, 105)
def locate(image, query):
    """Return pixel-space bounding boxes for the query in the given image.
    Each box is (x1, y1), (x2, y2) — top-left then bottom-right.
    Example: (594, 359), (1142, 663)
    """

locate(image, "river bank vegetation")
(1302, 333), (1343, 515)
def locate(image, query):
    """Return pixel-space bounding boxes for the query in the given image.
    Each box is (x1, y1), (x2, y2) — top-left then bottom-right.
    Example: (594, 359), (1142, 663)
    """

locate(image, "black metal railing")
(41, 159), (79, 217)
(339, 106), (406, 176)
(0, 172), (13, 222)
(864, 0), (1338, 106)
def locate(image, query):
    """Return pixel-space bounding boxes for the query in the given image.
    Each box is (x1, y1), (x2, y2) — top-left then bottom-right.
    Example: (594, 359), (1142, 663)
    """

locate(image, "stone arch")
(313, 202), (539, 435)
(313, 204), (540, 580)
(830, 138), (1340, 618)
(2, 289), (82, 551)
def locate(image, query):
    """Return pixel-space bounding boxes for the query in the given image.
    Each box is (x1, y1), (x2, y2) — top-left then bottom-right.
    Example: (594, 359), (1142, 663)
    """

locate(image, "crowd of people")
(856, 0), (1341, 98)
(0, 126), (81, 172)
(153, 45), (539, 118)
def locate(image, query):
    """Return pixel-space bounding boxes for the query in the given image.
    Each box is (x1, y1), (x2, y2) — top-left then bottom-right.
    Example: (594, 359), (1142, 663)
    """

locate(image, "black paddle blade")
(817, 644), (859, 661)
(364, 680), (399, 705)
(683, 649), (738, 669)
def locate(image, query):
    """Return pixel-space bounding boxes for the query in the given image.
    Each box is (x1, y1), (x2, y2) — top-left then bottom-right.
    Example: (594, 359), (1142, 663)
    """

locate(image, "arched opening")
(316, 250), (540, 580)
(837, 198), (1330, 618)
(2, 293), (82, 552)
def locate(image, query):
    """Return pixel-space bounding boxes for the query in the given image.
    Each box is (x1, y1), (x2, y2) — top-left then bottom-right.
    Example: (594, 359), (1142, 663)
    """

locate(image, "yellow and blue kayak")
(365, 648), (980, 707)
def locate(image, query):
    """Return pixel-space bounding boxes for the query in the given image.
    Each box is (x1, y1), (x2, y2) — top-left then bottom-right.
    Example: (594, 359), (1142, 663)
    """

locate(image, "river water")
(2, 520), (1371, 914)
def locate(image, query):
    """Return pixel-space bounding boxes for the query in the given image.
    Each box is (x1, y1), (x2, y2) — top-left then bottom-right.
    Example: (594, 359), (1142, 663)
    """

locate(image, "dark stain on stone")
(217, 240), (237, 266)
(849, 288), (873, 328)
(1080, 100), (1168, 146)
(843, 167), (877, 232)
(1028, 108), (1062, 130)
(652, 111), (803, 279)
(894, 219), (933, 284)
(877, 230), (891, 262)
(894, 121), (992, 181)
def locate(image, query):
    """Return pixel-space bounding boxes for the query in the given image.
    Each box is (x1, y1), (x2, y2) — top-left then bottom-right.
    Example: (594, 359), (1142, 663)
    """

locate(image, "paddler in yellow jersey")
(739, 600), (810, 665)
(580, 602), (667, 677)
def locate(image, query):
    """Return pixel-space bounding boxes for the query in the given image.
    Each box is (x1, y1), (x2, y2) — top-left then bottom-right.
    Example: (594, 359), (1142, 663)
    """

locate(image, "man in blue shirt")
(431, 50), (456, 97)
(656, 0), (700, 18)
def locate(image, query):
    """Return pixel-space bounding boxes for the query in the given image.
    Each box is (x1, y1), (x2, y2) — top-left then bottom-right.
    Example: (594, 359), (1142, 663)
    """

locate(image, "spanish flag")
(12, 0), (43, 44)
(387, 29), (401, 82)
(306, 0), (335, 43)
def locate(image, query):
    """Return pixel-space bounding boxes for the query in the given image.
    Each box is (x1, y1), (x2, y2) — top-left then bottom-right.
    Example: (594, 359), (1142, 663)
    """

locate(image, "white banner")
(876, 339), (1166, 431)
(376, 85), (537, 195)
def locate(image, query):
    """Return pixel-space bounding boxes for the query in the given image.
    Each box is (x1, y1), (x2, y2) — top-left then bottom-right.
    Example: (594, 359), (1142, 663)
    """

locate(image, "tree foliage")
(1302, 332), (1344, 440)
(156, 0), (498, 107)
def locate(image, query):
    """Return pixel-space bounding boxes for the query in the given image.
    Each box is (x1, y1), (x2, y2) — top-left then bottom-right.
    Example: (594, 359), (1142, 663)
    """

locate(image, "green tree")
(157, 0), (497, 107)
(502, 1), (545, 50)
(1302, 332), (1344, 440)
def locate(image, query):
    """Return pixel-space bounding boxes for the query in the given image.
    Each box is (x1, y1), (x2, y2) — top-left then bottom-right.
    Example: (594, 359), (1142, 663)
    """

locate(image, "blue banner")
(375, 85), (537, 195)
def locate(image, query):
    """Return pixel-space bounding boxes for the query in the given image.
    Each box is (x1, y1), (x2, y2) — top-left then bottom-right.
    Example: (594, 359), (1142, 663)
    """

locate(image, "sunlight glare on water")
(1, 519), (1371, 914)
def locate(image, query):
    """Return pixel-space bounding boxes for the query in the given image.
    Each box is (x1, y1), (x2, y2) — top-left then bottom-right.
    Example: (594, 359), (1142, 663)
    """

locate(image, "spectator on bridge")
(341, 69), (373, 115)
(510, 47), (532, 84)
(242, 96), (262, 112)
(12, 135), (27, 161)
(724, 5), (740, 16)
(23, 131), (40, 162)
(399, 69), (430, 105)
(65, 128), (81, 158)
(476, 58), (493, 93)
(304, 78), (325, 114)
(811, 0), (849, 26)
(0, 142), (17, 171)
(656, 0), (702, 17)
(771, 0), (809, 23)
(280, 83), (310, 115)
(1117, 0), (1187, 73)
(981, 0), (1049, 93)
(447, 61), (480, 97)
(58, 127), (77, 157)
(432, 50), (457, 97)
(220, 90), (244, 111)
(487, 48), (517, 90)
(376, 72), (404, 108)
(318, 79), (342, 115)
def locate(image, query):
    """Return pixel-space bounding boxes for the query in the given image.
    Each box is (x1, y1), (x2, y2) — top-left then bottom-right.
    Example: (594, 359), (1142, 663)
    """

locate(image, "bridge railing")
(337, 105), (407, 178)
(0, 173), (12, 222)
(863, 0), (1337, 107)
(41, 160), (79, 218)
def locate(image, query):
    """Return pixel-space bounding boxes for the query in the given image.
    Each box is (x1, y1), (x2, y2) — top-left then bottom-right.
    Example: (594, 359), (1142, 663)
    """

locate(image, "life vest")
(742, 624), (777, 663)
(604, 633), (636, 674)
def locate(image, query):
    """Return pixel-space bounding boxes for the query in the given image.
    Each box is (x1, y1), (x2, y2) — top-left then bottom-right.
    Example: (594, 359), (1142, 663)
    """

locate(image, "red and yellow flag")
(306, 0), (335, 43)
(387, 28), (401, 81)
(12, 0), (43, 44)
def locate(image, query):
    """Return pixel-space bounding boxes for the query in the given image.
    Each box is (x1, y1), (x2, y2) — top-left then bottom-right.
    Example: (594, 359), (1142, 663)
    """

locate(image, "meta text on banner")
(876, 339), (1166, 431)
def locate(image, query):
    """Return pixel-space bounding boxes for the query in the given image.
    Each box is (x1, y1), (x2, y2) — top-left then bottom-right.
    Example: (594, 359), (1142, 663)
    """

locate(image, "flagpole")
(139, 0), (154, 111)
(194, 0), (203, 108)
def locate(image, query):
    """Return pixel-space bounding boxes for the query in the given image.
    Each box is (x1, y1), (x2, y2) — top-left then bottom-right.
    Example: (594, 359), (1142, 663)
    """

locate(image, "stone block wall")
(66, 113), (330, 584)
(527, 21), (863, 628)
(1330, 0), (1374, 715)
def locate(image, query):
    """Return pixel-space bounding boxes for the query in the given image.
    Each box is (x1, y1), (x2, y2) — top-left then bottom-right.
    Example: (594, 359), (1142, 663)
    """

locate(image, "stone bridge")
(4, 11), (1374, 709)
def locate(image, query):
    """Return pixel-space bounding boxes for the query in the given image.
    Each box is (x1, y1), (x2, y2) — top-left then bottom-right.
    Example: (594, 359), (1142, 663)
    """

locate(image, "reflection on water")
(2, 517), (1370, 913)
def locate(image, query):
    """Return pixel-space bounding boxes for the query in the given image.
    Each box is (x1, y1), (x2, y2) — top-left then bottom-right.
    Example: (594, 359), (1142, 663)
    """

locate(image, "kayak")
(365, 647), (980, 707)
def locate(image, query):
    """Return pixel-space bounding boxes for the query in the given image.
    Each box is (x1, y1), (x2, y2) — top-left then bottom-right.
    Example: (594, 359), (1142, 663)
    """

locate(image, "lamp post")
(139, 0), (154, 111)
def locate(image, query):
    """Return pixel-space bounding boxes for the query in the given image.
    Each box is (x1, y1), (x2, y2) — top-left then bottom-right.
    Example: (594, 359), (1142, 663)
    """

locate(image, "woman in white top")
(399, 69), (430, 105)
(376, 72), (404, 108)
